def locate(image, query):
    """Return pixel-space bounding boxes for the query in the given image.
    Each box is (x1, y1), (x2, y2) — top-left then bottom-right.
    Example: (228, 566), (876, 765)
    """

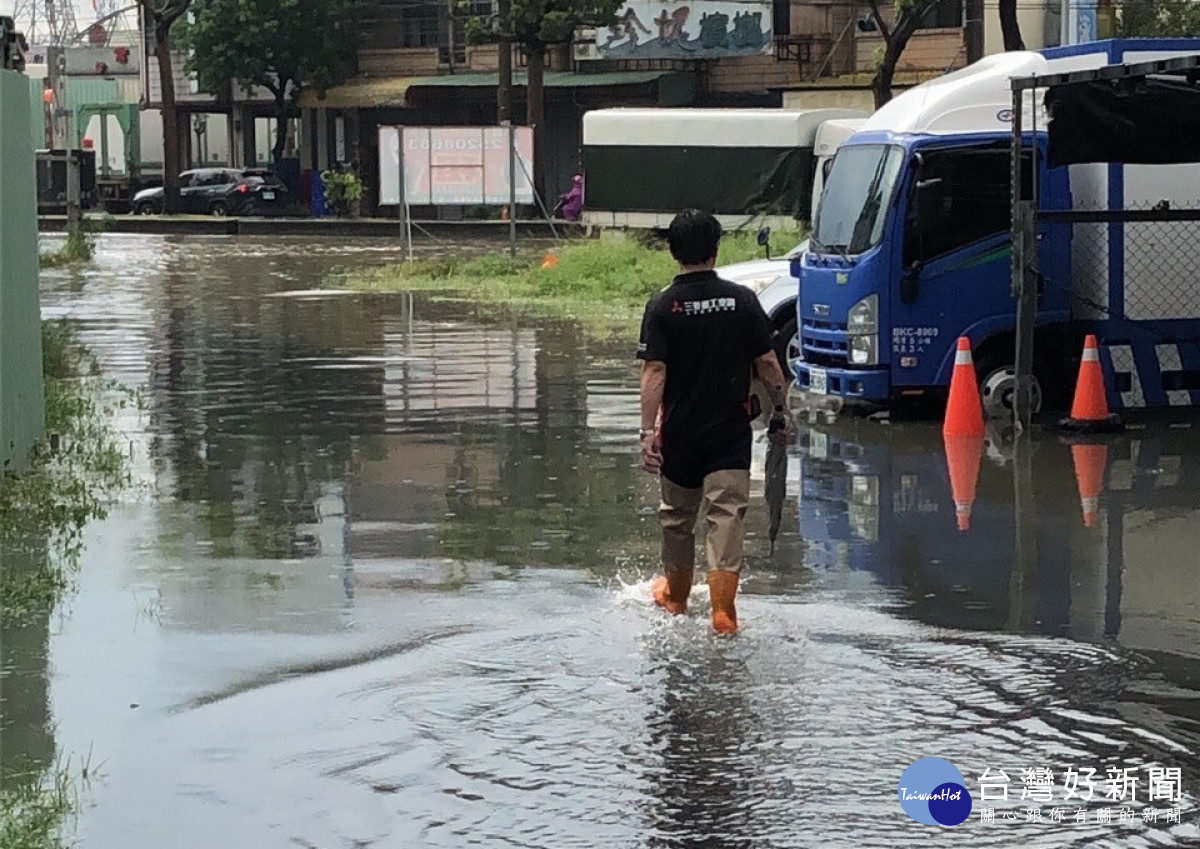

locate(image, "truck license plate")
(809, 367), (828, 395)
(262, 191), (276, 200)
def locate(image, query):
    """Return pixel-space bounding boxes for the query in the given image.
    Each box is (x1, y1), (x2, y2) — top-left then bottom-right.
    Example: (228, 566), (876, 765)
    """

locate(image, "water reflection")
(793, 418), (1200, 655)
(19, 235), (1200, 847)
(645, 649), (760, 849)
(793, 417), (1200, 810)
(0, 544), (55, 790)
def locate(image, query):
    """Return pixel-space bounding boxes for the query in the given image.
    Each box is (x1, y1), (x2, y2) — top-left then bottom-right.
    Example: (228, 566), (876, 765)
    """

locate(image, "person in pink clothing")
(558, 174), (584, 221)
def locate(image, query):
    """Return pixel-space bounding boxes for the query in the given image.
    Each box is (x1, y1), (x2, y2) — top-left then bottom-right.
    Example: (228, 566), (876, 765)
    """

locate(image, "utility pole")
(54, 52), (81, 238)
(496, 0), (512, 124)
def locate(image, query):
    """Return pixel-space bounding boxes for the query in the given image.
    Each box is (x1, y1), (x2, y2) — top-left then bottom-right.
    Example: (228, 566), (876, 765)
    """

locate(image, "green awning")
(298, 76), (419, 109)
(299, 70), (694, 109)
(407, 70), (672, 88)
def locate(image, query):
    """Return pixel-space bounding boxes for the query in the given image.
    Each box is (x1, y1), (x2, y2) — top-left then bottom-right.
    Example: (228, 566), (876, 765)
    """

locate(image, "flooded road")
(7, 234), (1200, 847)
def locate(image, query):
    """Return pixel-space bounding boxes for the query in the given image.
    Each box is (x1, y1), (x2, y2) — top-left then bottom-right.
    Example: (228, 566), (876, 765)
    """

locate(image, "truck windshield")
(813, 144), (904, 255)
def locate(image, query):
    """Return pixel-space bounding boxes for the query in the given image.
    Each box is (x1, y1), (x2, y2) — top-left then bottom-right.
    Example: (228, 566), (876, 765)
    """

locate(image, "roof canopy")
(299, 71), (680, 110)
(1033, 54), (1200, 167)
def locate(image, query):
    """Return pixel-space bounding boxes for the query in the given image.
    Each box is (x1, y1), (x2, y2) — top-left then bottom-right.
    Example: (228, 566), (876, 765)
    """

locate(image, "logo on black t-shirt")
(674, 297), (737, 316)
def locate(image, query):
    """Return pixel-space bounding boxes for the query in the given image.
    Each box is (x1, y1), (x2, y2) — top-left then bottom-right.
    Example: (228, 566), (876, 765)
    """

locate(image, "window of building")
(918, 0), (963, 29)
(399, 1), (441, 48)
(773, 0), (790, 37)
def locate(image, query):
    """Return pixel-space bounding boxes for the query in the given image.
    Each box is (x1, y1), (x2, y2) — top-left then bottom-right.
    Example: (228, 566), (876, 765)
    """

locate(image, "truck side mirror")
(757, 225), (772, 260)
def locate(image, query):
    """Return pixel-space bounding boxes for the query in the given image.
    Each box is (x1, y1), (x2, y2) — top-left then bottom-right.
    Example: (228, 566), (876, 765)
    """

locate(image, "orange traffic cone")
(944, 337), (985, 438)
(944, 434), (984, 531)
(541, 252), (560, 269)
(1058, 335), (1123, 433)
(1071, 442), (1108, 528)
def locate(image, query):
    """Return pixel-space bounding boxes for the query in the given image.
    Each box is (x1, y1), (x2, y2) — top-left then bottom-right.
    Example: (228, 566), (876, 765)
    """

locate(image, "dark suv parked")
(132, 168), (288, 216)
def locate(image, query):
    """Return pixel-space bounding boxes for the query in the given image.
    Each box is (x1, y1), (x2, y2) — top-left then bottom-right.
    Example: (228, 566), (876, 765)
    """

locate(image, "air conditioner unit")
(574, 27), (602, 61)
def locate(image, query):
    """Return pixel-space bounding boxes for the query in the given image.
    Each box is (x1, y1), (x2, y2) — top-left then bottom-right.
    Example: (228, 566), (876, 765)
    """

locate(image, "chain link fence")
(1045, 201), (1200, 337)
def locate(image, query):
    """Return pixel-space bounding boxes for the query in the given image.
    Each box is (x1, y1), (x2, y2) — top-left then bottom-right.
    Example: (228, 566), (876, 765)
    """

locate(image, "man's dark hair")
(667, 209), (722, 266)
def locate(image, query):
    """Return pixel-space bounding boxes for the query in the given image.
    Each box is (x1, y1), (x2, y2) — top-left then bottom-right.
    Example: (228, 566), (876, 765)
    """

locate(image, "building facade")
(303, 0), (1059, 216)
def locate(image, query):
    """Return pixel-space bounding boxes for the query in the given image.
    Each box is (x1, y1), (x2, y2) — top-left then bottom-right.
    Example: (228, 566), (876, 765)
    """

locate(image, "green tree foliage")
(465, 0), (622, 55)
(465, 0), (622, 197)
(181, 0), (359, 167)
(319, 168), (364, 217)
(1117, 0), (1200, 35)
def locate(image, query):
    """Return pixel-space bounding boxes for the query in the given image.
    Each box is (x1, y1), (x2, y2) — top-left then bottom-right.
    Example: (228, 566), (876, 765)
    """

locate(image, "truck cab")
(792, 52), (1074, 410)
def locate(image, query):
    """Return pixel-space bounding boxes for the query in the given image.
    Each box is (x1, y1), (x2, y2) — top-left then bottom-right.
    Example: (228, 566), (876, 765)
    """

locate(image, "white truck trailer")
(580, 107), (865, 231)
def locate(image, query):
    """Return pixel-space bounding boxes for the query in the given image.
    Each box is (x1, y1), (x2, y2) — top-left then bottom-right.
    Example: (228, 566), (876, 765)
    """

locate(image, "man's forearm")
(640, 362), (666, 430)
(755, 353), (788, 410)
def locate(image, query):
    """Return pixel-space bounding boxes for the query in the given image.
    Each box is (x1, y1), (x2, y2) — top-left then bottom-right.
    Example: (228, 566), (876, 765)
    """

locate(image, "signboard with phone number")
(377, 126), (535, 206)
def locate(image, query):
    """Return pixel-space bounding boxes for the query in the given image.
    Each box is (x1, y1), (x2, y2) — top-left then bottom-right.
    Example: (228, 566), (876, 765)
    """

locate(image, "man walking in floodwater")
(638, 209), (790, 634)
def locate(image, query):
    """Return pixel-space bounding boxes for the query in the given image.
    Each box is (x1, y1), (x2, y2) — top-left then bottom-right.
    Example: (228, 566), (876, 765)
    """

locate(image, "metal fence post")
(1011, 79), (1037, 432)
(66, 148), (81, 233)
(506, 120), (517, 258)
(1010, 81), (1024, 304)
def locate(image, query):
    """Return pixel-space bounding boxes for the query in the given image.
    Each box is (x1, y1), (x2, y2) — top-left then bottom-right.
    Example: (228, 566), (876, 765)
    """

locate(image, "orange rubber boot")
(707, 570), (739, 634)
(652, 567), (693, 615)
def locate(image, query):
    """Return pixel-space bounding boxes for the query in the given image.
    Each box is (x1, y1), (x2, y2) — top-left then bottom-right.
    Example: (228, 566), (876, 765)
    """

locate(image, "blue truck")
(792, 39), (1200, 415)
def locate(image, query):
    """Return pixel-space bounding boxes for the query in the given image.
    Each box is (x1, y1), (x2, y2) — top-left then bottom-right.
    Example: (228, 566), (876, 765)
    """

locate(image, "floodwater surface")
(5, 235), (1200, 847)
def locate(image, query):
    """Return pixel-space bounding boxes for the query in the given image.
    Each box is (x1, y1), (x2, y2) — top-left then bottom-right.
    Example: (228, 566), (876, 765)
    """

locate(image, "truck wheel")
(774, 316), (798, 381)
(979, 364), (1042, 419)
(211, 201), (229, 217)
(135, 202), (157, 215)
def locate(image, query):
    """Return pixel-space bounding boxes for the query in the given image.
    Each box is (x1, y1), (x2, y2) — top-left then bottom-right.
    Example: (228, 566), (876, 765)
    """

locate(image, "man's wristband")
(639, 427), (656, 439)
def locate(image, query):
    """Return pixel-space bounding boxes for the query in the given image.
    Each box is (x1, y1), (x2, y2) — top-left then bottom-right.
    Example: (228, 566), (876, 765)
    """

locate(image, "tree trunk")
(526, 45), (546, 205)
(272, 92), (290, 168)
(999, 0), (1026, 49)
(155, 24), (183, 214)
(965, 0), (985, 62)
(871, 48), (898, 109)
(871, 16), (920, 108)
(496, 0), (512, 124)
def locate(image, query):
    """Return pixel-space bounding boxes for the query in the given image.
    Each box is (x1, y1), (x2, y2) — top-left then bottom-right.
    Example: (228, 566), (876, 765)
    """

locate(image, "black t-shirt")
(637, 270), (775, 488)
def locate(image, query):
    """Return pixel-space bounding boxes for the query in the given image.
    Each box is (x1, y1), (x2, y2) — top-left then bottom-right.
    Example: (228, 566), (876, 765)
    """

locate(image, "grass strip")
(343, 230), (804, 339)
